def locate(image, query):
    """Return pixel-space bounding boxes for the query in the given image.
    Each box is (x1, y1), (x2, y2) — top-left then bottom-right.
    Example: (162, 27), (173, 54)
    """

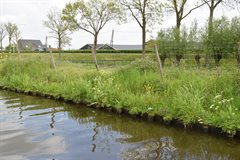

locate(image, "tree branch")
(182, 2), (207, 20)
(120, 0), (143, 28)
(79, 26), (94, 35)
(202, 0), (211, 8)
(214, 0), (223, 9)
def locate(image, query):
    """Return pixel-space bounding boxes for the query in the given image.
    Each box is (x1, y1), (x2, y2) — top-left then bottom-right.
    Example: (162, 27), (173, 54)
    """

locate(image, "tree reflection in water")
(92, 122), (99, 152)
(122, 137), (179, 160)
(122, 136), (232, 160)
(50, 108), (56, 136)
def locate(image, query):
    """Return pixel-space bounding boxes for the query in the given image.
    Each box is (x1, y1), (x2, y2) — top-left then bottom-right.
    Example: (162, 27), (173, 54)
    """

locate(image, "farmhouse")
(80, 44), (142, 51)
(80, 44), (114, 50)
(18, 39), (47, 51)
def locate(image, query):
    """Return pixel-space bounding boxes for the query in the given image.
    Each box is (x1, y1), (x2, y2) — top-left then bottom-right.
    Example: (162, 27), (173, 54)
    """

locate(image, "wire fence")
(1, 43), (240, 68)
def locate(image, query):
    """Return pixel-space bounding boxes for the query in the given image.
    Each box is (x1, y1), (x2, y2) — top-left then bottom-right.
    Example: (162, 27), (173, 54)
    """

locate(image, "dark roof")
(80, 44), (114, 50)
(86, 44), (103, 49)
(18, 39), (43, 50)
(113, 45), (142, 50)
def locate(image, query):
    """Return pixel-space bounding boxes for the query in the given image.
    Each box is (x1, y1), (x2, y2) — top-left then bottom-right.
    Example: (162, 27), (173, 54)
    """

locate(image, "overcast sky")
(0, 0), (239, 49)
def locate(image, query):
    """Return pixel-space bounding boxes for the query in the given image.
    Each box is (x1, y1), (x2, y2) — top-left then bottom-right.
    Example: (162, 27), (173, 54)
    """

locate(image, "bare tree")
(119, 0), (162, 59)
(63, 0), (123, 71)
(0, 23), (6, 53)
(4, 22), (18, 53)
(167, 0), (206, 65)
(43, 7), (71, 58)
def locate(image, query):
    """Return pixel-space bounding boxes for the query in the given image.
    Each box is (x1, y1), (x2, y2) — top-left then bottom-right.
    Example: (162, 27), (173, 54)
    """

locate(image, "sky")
(0, 0), (239, 49)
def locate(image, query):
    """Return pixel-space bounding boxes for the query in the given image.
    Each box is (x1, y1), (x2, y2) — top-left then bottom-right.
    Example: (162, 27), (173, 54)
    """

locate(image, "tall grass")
(0, 56), (239, 135)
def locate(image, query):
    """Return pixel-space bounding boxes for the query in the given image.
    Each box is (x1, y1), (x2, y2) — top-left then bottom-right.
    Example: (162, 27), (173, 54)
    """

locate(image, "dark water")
(0, 91), (240, 160)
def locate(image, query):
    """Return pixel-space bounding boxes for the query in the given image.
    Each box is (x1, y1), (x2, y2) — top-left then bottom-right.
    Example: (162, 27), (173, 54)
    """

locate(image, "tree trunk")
(208, 8), (214, 44)
(49, 45), (56, 69)
(205, 6), (214, 66)
(160, 54), (167, 68)
(58, 37), (61, 59)
(0, 40), (2, 53)
(16, 41), (20, 53)
(176, 21), (181, 45)
(142, 20), (146, 59)
(213, 53), (222, 66)
(195, 54), (201, 67)
(204, 54), (209, 67)
(9, 37), (11, 53)
(92, 34), (99, 72)
(175, 20), (182, 66)
(175, 55), (182, 66)
(58, 49), (61, 59)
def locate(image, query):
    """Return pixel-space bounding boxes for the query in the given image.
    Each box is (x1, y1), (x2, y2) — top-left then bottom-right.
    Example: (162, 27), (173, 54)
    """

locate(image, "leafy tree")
(157, 29), (174, 67)
(231, 17), (240, 44)
(0, 23), (6, 53)
(4, 22), (18, 53)
(43, 7), (72, 58)
(166, 0), (206, 64)
(157, 26), (188, 66)
(119, 0), (162, 58)
(212, 17), (232, 65)
(201, 0), (240, 65)
(63, 0), (123, 71)
(188, 20), (199, 44)
(202, 16), (232, 66)
(230, 16), (240, 65)
(188, 20), (202, 66)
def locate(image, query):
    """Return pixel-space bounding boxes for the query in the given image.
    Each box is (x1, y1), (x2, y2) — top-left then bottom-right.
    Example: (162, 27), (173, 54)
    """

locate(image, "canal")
(0, 90), (240, 160)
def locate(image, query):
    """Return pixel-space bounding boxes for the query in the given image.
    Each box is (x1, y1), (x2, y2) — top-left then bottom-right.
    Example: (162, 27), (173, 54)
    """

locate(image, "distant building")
(18, 39), (48, 51)
(80, 44), (142, 51)
(112, 45), (142, 50)
(80, 44), (114, 50)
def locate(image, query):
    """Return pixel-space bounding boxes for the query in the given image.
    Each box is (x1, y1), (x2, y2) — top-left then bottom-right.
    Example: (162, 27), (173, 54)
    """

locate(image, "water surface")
(0, 91), (240, 160)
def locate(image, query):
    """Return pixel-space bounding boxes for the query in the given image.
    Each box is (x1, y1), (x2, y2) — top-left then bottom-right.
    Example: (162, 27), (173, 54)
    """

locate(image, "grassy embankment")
(0, 53), (239, 136)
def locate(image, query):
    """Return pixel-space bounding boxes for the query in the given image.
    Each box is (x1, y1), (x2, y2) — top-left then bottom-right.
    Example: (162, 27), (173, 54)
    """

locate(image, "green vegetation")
(154, 16), (240, 66)
(0, 55), (239, 136)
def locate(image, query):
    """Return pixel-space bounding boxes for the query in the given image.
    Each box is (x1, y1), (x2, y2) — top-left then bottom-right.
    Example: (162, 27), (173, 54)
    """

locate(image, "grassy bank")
(0, 55), (240, 136)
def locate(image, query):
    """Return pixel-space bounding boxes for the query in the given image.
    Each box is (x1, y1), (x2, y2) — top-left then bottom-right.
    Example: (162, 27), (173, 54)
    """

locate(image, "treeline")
(150, 16), (240, 66)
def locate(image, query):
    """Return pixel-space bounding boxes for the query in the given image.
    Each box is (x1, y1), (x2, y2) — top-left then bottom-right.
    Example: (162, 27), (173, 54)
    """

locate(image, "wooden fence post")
(155, 44), (164, 78)
(49, 45), (56, 69)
